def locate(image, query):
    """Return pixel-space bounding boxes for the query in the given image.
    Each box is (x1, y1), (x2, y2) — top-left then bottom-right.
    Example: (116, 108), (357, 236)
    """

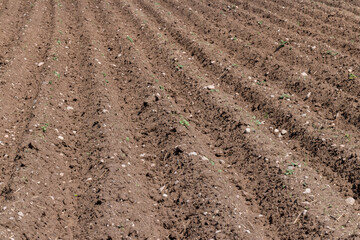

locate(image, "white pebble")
(345, 197), (355, 205)
(281, 129), (287, 135)
(37, 62), (44, 67)
(303, 188), (311, 194)
(18, 212), (24, 217)
(58, 136), (64, 140)
(188, 152), (198, 156)
(66, 106), (73, 110)
(245, 128), (251, 133)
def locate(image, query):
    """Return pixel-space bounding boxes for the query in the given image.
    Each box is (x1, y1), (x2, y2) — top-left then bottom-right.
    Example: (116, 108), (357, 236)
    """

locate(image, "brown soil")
(0, 0), (359, 239)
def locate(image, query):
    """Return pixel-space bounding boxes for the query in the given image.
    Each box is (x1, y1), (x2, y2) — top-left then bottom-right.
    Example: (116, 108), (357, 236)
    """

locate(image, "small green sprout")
(176, 64), (184, 70)
(285, 169), (295, 175)
(159, 85), (164, 90)
(345, 133), (351, 141)
(349, 73), (357, 80)
(125, 137), (130, 142)
(257, 21), (263, 25)
(210, 160), (215, 166)
(41, 123), (49, 133)
(126, 36), (134, 43)
(48, 81), (52, 85)
(232, 36), (237, 41)
(326, 50), (338, 56)
(57, 39), (61, 45)
(279, 40), (288, 47)
(179, 118), (190, 128)
(54, 71), (60, 78)
(255, 120), (262, 125)
(279, 93), (290, 99)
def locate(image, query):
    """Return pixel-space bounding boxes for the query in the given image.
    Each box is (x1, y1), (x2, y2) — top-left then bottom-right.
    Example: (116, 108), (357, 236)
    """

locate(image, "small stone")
(58, 136), (64, 140)
(188, 152), (197, 156)
(162, 194), (168, 197)
(287, 166), (295, 170)
(66, 106), (73, 110)
(201, 156), (209, 161)
(245, 128), (251, 133)
(37, 62), (44, 67)
(303, 188), (311, 194)
(204, 85), (215, 90)
(281, 129), (287, 135)
(274, 129), (279, 133)
(18, 212), (24, 217)
(345, 197), (355, 205)
(301, 72), (308, 77)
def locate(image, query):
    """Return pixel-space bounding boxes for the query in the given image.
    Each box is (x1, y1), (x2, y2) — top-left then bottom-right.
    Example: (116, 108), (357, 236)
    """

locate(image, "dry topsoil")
(0, 0), (359, 239)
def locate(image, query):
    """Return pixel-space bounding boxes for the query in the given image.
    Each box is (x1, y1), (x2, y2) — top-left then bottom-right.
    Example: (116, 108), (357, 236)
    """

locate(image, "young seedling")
(279, 40), (288, 47)
(345, 133), (351, 141)
(326, 50), (338, 56)
(125, 137), (130, 142)
(279, 93), (290, 99)
(175, 64), (184, 70)
(41, 123), (49, 133)
(275, 40), (288, 52)
(257, 21), (263, 25)
(349, 73), (357, 80)
(285, 169), (295, 175)
(232, 36), (237, 41)
(57, 39), (61, 45)
(159, 85), (164, 90)
(126, 36), (134, 43)
(179, 118), (190, 128)
(54, 71), (60, 78)
(255, 120), (262, 125)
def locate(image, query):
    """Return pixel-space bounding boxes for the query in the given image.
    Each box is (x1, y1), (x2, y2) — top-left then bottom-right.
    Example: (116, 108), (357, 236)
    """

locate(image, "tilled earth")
(0, 0), (359, 239)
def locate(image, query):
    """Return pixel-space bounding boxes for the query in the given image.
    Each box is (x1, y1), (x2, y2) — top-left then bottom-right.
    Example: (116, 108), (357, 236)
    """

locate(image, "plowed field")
(0, 0), (359, 239)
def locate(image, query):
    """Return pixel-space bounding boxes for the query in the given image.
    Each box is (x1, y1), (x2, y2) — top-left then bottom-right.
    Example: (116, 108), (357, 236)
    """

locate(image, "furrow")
(132, 0), (359, 199)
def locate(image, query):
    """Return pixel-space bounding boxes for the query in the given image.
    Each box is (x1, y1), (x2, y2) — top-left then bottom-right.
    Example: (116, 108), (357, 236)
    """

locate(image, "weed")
(264, 113), (269, 119)
(125, 137), (130, 142)
(53, 55), (58, 61)
(159, 85), (164, 90)
(155, 79), (159, 83)
(102, 72), (107, 77)
(57, 39), (61, 45)
(232, 36), (237, 41)
(210, 160), (215, 166)
(41, 123), (49, 133)
(48, 81), (52, 85)
(285, 169), (295, 175)
(257, 21), (263, 25)
(74, 194), (78, 197)
(349, 73), (357, 80)
(126, 36), (134, 43)
(232, 63), (238, 67)
(255, 120), (262, 125)
(279, 93), (290, 99)
(179, 118), (190, 128)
